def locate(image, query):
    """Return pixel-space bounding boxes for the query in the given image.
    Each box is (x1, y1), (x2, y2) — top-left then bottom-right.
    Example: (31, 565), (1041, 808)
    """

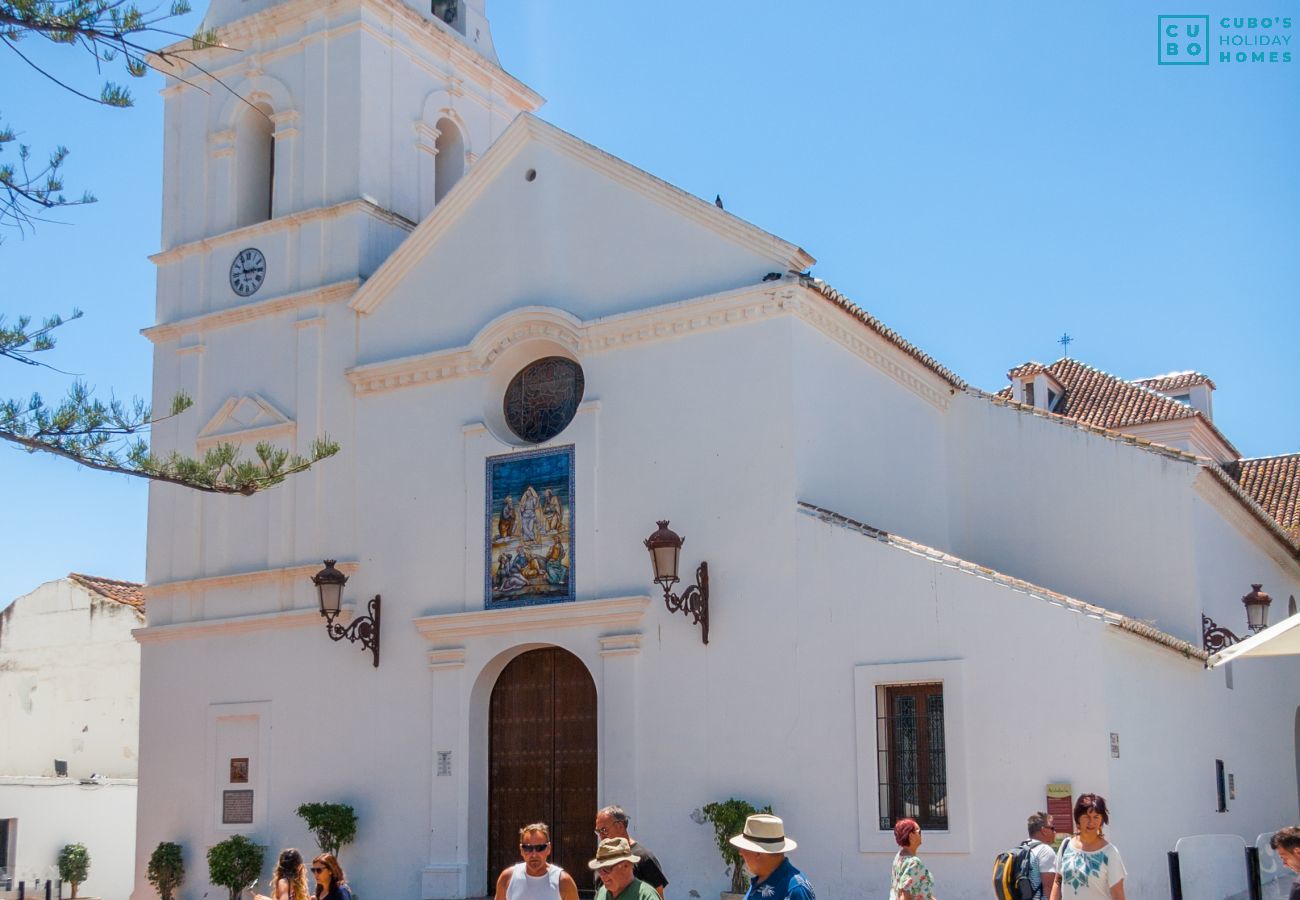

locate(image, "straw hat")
(728, 814), (798, 854)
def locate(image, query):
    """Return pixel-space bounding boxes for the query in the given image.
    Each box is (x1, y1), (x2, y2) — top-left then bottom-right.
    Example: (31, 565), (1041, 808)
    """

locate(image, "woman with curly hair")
(890, 818), (935, 900)
(311, 852), (353, 900)
(255, 848), (311, 900)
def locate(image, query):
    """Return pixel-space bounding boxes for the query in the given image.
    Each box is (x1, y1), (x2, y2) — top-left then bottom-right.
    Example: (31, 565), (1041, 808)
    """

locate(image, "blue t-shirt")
(744, 858), (815, 900)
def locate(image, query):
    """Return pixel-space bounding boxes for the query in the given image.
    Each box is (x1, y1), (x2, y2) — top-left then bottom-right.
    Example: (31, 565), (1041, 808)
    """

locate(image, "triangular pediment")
(197, 394), (296, 449)
(348, 114), (815, 362)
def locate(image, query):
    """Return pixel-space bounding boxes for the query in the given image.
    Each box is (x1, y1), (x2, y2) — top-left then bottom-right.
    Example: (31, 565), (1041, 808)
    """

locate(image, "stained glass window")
(503, 357), (585, 444)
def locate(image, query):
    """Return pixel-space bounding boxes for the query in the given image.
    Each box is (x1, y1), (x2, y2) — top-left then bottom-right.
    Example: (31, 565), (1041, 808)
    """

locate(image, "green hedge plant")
(57, 843), (91, 898)
(700, 798), (772, 894)
(207, 834), (264, 900)
(296, 802), (358, 858)
(147, 841), (185, 900)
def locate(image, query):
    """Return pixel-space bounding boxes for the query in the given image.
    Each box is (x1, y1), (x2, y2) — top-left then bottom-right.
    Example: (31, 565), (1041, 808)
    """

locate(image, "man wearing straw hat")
(729, 814), (815, 900)
(589, 838), (660, 900)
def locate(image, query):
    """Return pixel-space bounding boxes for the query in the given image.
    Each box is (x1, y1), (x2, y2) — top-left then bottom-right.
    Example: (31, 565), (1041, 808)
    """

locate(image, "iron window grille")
(877, 682), (949, 831)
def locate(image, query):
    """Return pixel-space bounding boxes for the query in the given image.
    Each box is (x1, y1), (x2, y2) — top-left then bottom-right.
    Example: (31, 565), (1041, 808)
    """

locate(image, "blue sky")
(1, 1), (1297, 605)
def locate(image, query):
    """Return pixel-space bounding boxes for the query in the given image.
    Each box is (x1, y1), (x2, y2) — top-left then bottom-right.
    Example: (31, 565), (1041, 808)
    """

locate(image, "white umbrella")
(1206, 612), (1300, 668)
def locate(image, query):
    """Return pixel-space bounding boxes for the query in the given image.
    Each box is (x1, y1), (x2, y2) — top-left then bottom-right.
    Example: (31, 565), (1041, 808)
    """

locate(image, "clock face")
(229, 248), (266, 297)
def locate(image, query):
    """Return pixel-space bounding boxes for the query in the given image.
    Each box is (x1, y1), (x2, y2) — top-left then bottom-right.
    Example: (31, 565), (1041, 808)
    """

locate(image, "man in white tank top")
(495, 822), (580, 900)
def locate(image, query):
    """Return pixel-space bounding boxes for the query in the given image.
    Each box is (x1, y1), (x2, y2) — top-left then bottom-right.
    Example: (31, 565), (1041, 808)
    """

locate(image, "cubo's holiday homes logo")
(1158, 15), (1294, 65)
(1159, 15), (1210, 63)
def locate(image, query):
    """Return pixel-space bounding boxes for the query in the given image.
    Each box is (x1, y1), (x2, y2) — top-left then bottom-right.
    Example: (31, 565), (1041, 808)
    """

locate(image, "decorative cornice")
(786, 286), (954, 410)
(150, 199), (413, 265)
(133, 603), (354, 644)
(427, 648), (467, 670)
(158, 0), (542, 112)
(413, 596), (651, 644)
(598, 633), (643, 657)
(348, 114), (814, 316)
(346, 284), (954, 413)
(142, 279), (359, 344)
(144, 560), (360, 600)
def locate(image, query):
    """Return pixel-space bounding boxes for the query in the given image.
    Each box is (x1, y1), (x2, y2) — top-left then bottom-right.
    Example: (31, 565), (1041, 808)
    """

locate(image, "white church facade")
(131, 1), (1300, 898)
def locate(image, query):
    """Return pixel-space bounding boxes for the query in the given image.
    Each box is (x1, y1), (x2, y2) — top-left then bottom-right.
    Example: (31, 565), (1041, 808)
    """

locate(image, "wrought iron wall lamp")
(644, 520), (709, 644)
(1202, 583), (1272, 654)
(310, 560), (381, 667)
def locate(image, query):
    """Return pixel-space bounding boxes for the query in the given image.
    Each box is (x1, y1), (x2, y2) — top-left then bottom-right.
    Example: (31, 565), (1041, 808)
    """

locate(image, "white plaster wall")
(944, 394), (1207, 639)
(1190, 480), (1300, 635)
(0, 581), (142, 779)
(1102, 633), (1300, 898)
(790, 322), (952, 549)
(0, 779), (136, 897)
(354, 140), (790, 368)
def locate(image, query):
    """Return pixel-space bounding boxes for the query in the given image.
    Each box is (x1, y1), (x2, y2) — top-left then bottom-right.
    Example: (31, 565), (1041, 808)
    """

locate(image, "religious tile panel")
(486, 445), (575, 608)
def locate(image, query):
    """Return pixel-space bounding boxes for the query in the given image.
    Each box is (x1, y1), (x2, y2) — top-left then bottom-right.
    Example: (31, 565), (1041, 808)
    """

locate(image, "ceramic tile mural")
(485, 445), (575, 607)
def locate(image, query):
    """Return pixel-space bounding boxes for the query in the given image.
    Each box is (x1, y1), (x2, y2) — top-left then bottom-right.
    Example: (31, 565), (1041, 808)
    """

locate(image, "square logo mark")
(1159, 15), (1210, 65)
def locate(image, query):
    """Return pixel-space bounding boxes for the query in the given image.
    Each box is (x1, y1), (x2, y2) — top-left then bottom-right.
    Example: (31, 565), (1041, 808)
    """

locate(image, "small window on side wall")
(877, 682), (949, 830)
(1215, 759), (1227, 812)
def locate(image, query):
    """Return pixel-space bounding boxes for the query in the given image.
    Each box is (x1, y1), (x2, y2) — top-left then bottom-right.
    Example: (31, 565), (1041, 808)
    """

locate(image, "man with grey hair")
(1024, 811), (1058, 898)
(594, 805), (667, 898)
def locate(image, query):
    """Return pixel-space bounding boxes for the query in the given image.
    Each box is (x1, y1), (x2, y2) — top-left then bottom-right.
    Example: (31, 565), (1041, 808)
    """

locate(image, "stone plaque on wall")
(222, 789), (254, 824)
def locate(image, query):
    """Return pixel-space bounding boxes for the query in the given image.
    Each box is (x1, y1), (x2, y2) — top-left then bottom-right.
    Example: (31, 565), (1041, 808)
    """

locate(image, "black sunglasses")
(521, 843), (549, 853)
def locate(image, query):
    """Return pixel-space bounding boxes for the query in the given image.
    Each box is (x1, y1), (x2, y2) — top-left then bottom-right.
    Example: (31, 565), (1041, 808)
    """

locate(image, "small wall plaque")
(222, 789), (255, 824)
(1109, 732), (1120, 758)
(230, 757), (249, 784)
(437, 750), (452, 776)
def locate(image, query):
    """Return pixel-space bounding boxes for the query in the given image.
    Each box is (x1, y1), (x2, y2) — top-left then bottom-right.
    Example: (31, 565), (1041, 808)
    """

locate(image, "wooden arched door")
(488, 647), (597, 889)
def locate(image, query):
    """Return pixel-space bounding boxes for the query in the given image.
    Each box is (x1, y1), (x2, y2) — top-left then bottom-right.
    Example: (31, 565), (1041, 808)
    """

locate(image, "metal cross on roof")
(1058, 332), (1074, 358)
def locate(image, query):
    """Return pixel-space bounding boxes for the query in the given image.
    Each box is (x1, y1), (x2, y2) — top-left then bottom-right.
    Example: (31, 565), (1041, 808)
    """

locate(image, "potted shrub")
(147, 842), (185, 900)
(207, 834), (265, 900)
(57, 843), (91, 898)
(296, 802), (358, 858)
(700, 799), (771, 900)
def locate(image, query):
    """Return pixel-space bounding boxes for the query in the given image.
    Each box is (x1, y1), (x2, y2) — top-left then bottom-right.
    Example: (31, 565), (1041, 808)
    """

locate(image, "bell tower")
(151, 0), (541, 327)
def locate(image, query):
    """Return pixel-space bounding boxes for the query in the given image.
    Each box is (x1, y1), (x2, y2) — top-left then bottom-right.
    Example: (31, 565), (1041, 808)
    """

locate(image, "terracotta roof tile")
(68, 573), (145, 610)
(802, 277), (967, 390)
(1007, 361), (1047, 379)
(1223, 454), (1300, 538)
(1030, 358), (1199, 429)
(1133, 371), (1217, 393)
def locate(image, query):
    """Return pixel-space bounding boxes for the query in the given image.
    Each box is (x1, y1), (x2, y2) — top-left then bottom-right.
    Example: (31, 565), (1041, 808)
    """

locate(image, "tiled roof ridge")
(1236, 451), (1300, 463)
(67, 573), (146, 610)
(797, 502), (1207, 662)
(800, 277), (968, 391)
(1049, 357), (1200, 419)
(1007, 360), (1047, 379)
(1033, 358), (1241, 457)
(1133, 370), (1217, 391)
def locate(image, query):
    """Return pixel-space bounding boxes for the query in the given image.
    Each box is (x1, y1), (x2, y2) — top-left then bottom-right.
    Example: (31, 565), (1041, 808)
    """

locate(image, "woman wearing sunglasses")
(311, 853), (352, 900)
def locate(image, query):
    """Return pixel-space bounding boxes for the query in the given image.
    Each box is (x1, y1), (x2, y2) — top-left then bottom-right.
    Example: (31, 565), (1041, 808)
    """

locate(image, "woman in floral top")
(1049, 793), (1126, 900)
(890, 818), (936, 900)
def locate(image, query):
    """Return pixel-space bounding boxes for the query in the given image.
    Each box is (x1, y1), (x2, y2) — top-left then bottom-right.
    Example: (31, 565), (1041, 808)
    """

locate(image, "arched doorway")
(488, 647), (597, 889)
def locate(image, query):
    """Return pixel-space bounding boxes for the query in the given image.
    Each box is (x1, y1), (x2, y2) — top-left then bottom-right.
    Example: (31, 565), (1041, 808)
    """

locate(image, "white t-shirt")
(1055, 840), (1126, 898)
(1028, 839), (1058, 895)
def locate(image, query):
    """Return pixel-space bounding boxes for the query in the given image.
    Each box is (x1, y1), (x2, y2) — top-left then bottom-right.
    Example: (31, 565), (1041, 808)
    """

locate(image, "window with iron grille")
(877, 683), (948, 830)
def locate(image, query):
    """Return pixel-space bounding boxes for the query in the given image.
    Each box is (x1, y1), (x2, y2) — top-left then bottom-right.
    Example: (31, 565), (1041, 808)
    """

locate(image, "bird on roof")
(715, 194), (724, 209)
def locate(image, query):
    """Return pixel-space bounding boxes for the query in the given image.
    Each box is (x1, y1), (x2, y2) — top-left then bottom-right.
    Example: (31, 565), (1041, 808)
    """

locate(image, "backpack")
(992, 840), (1038, 900)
